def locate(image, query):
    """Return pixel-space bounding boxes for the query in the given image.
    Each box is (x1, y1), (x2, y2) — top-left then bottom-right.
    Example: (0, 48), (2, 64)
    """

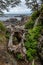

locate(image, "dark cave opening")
(13, 32), (22, 45)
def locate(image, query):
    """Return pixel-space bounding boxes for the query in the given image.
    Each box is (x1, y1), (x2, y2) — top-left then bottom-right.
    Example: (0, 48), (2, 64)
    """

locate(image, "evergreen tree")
(25, 0), (43, 11)
(0, 0), (20, 14)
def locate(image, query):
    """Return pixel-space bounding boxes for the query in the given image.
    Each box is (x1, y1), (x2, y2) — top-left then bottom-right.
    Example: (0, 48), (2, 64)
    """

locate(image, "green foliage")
(25, 40), (37, 49)
(29, 26), (41, 39)
(31, 11), (40, 21)
(0, 0), (20, 13)
(5, 31), (10, 39)
(26, 50), (33, 61)
(25, 18), (34, 29)
(0, 22), (6, 32)
(25, 26), (42, 61)
(25, 3), (43, 62)
(25, 0), (43, 12)
(0, 33), (6, 45)
(16, 53), (22, 60)
(26, 48), (36, 61)
(25, 11), (40, 29)
(40, 4), (43, 12)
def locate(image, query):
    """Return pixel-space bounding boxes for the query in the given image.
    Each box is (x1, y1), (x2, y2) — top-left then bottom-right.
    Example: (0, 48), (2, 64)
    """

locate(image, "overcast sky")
(4, 0), (32, 14)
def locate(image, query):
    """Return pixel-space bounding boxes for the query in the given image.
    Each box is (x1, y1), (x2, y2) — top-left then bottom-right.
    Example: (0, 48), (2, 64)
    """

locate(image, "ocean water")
(0, 16), (22, 21)
(0, 14), (30, 21)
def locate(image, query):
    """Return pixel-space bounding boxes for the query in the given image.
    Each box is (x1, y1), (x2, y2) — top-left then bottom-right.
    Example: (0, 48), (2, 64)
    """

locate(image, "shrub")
(5, 31), (10, 39)
(26, 50), (33, 61)
(26, 48), (36, 61)
(40, 4), (43, 12)
(25, 11), (40, 29)
(25, 26), (42, 61)
(0, 33), (6, 45)
(28, 26), (41, 40)
(16, 53), (22, 60)
(31, 11), (40, 21)
(25, 18), (34, 29)
(0, 22), (6, 32)
(25, 5), (43, 61)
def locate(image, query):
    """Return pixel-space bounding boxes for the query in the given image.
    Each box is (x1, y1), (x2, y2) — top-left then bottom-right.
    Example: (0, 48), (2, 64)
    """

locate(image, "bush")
(0, 33), (6, 45)
(24, 26), (42, 61)
(29, 26), (41, 39)
(25, 6), (43, 61)
(40, 4), (43, 12)
(26, 50), (33, 61)
(25, 11), (40, 29)
(5, 31), (10, 39)
(31, 11), (40, 21)
(25, 18), (34, 29)
(0, 22), (6, 32)
(26, 48), (36, 61)
(16, 53), (22, 60)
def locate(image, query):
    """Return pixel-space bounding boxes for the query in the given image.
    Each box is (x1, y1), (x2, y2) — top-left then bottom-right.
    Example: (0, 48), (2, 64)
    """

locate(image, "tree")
(41, 0), (43, 4)
(0, 0), (20, 14)
(25, 0), (43, 11)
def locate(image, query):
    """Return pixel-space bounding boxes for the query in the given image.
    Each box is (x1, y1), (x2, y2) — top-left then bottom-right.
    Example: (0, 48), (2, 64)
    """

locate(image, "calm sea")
(0, 16), (22, 21)
(0, 14), (30, 21)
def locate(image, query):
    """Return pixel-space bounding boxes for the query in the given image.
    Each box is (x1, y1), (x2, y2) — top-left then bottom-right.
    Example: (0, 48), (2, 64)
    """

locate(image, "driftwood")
(7, 25), (27, 62)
